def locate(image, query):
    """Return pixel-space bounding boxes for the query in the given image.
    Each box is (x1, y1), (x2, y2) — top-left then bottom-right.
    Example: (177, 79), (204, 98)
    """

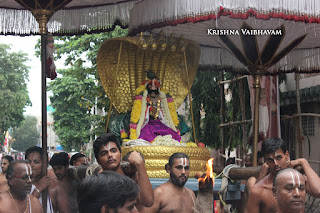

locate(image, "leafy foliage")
(190, 70), (251, 150)
(46, 27), (128, 151)
(0, 44), (31, 142)
(48, 68), (93, 151)
(11, 115), (39, 151)
(190, 70), (221, 147)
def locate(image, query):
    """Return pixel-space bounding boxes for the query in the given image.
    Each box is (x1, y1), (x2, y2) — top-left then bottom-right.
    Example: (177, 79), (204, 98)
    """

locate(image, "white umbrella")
(128, 0), (320, 166)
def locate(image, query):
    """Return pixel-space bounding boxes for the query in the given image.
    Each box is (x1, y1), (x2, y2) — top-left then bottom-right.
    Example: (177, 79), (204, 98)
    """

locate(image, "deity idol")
(129, 71), (181, 142)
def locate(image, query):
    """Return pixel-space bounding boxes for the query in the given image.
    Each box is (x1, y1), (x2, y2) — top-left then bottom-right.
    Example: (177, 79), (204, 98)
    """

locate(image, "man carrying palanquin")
(245, 137), (320, 213)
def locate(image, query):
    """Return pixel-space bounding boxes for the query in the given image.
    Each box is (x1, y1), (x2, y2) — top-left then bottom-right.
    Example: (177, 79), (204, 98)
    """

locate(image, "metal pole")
(219, 71), (226, 166)
(183, 51), (197, 143)
(41, 33), (48, 212)
(89, 106), (94, 163)
(238, 76), (247, 165)
(252, 75), (261, 167)
(295, 73), (303, 158)
(32, 9), (54, 212)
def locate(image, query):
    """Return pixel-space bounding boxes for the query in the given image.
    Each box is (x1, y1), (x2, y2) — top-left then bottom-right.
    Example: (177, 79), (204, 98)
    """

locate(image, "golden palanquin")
(122, 146), (210, 178)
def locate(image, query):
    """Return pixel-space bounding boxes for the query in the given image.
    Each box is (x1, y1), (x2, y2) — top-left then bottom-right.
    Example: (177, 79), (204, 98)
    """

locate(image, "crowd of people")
(0, 135), (318, 213)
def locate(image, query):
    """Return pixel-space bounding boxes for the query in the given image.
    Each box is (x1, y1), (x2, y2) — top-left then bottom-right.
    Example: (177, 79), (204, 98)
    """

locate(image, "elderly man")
(0, 160), (43, 213)
(93, 133), (154, 210)
(78, 170), (139, 213)
(273, 168), (306, 213)
(142, 152), (196, 213)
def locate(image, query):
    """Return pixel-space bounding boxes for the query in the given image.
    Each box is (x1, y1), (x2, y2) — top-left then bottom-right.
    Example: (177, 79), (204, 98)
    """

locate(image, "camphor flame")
(198, 158), (215, 186)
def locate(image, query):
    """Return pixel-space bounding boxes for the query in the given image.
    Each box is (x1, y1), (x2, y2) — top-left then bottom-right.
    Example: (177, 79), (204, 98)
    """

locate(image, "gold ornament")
(121, 146), (210, 178)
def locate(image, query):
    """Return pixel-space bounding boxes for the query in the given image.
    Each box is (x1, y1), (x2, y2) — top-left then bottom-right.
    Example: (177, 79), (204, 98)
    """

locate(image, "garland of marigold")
(167, 100), (179, 127)
(130, 97), (141, 139)
(130, 88), (180, 139)
(129, 86), (145, 139)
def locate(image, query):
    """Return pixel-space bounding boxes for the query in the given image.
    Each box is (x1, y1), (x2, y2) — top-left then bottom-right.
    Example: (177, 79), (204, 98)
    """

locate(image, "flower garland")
(130, 88), (147, 139)
(159, 91), (176, 131)
(136, 90), (148, 137)
(130, 95), (142, 124)
(166, 93), (179, 127)
(120, 129), (128, 139)
(129, 87), (180, 139)
(135, 85), (146, 95)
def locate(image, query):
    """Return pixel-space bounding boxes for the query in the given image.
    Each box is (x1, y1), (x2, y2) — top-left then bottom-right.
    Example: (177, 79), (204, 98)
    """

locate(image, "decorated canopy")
(127, 0), (320, 166)
(128, 0), (320, 74)
(0, 0), (138, 35)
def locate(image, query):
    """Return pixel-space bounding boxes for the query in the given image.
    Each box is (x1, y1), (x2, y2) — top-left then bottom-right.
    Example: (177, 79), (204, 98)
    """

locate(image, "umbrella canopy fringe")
(0, 1), (134, 35)
(129, 0), (320, 34)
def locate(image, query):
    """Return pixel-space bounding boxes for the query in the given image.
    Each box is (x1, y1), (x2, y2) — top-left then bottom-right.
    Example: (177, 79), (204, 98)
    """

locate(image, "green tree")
(46, 27), (128, 150)
(11, 115), (39, 151)
(190, 70), (251, 150)
(190, 70), (222, 147)
(0, 44), (31, 142)
(48, 68), (93, 151)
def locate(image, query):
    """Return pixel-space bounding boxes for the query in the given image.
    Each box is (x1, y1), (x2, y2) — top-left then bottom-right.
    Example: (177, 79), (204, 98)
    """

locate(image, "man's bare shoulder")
(30, 194), (41, 203)
(154, 182), (170, 195)
(0, 191), (8, 202)
(185, 187), (196, 198)
(30, 195), (44, 213)
(254, 174), (271, 187)
(49, 178), (64, 192)
(250, 175), (271, 194)
(0, 192), (11, 213)
(30, 194), (42, 206)
(250, 175), (274, 203)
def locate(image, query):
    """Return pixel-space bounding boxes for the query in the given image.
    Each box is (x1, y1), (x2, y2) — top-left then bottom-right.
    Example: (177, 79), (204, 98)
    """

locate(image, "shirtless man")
(0, 155), (13, 192)
(142, 152), (196, 213)
(49, 152), (77, 213)
(93, 133), (154, 210)
(273, 168), (306, 213)
(246, 137), (320, 213)
(0, 160), (43, 213)
(25, 146), (69, 213)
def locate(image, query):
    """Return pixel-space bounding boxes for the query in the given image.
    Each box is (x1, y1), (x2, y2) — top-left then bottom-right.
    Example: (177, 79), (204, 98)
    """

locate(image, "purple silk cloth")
(139, 119), (181, 142)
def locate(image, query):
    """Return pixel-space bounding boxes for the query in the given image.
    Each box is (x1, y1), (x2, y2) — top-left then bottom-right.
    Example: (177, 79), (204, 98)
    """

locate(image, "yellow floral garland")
(136, 85), (146, 95)
(130, 99), (142, 124)
(121, 132), (128, 139)
(130, 128), (138, 139)
(168, 101), (179, 127)
(129, 85), (146, 140)
(130, 87), (180, 139)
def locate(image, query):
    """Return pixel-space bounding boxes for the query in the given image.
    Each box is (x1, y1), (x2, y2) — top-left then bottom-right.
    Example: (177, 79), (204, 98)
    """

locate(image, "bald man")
(273, 168), (306, 213)
(246, 138), (320, 213)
